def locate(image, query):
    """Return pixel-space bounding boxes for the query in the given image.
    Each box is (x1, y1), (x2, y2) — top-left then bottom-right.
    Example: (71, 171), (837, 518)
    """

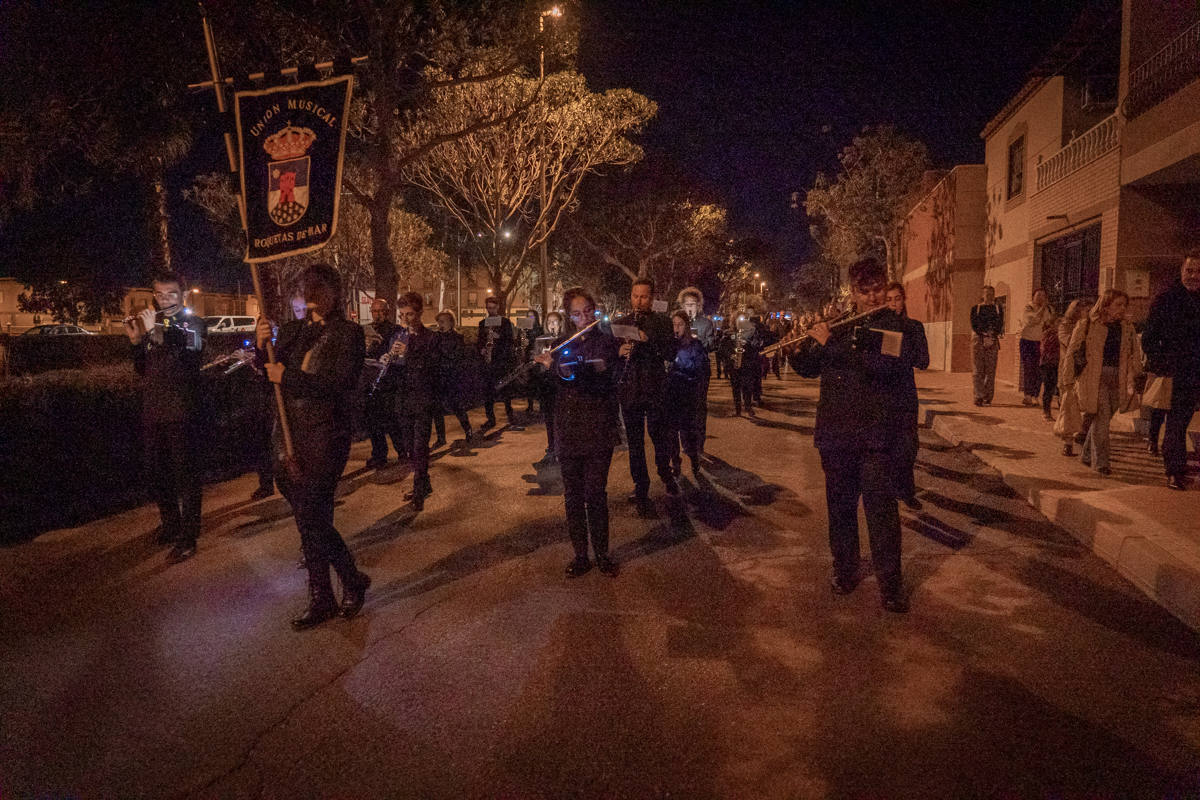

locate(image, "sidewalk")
(917, 370), (1200, 632)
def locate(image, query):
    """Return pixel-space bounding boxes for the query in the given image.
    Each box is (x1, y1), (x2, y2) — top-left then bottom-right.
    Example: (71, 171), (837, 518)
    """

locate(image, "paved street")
(3, 373), (1199, 799)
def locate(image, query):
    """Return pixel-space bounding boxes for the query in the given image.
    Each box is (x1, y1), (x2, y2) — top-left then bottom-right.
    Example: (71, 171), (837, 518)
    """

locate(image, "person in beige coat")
(1060, 289), (1143, 475)
(1054, 298), (1093, 456)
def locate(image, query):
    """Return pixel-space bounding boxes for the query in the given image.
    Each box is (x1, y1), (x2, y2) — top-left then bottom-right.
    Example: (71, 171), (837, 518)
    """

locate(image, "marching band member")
(255, 263), (370, 630)
(615, 278), (679, 506)
(534, 310), (565, 466)
(477, 294), (520, 431)
(432, 310), (473, 447)
(125, 270), (207, 564)
(534, 288), (622, 577)
(786, 258), (910, 613)
(884, 282), (930, 510)
(667, 309), (711, 480)
(395, 292), (440, 509)
(364, 296), (406, 469)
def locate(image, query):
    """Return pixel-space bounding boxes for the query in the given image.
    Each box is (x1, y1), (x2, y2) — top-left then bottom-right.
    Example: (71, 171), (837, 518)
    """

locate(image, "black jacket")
(551, 327), (622, 456)
(614, 310), (676, 408)
(788, 308), (909, 451)
(478, 315), (517, 374)
(667, 336), (710, 424)
(131, 311), (207, 425)
(268, 315), (365, 440)
(897, 316), (930, 412)
(970, 303), (1003, 337)
(1142, 281), (1200, 386)
(366, 320), (396, 360)
(397, 325), (440, 414)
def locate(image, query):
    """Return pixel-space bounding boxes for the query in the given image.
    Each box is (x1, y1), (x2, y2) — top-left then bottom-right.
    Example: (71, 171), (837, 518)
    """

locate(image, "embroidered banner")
(233, 75), (353, 263)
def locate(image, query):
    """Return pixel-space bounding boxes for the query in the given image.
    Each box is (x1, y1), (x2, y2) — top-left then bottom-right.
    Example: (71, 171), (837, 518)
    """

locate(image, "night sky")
(578, 0), (1096, 266)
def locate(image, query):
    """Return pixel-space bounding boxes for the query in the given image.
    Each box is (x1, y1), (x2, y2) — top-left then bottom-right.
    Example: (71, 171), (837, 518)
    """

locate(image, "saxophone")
(731, 329), (745, 371)
(482, 325), (498, 365)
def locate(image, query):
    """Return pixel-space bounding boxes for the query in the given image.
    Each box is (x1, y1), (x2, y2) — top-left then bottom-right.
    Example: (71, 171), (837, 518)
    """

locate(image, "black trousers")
(145, 419), (202, 544)
(543, 390), (557, 453)
(669, 392), (706, 464)
(434, 401), (471, 442)
(277, 433), (357, 596)
(729, 369), (754, 412)
(561, 448), (614, 560)
(483, 372), (515, 424)
(1039, 364), (1059, 415)
(1149, 407), (1167, 445)
(399, 408), (433, 491)
(622, 403), (673, 495)
(893, 408), (920, 500)
(819, 446), (902, 597)
(366, 389), (405, 460)
(1163, 383), (1199, 477)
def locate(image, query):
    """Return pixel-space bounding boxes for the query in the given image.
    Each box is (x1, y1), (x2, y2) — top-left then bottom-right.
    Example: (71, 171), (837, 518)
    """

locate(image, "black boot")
(292, 578), (338, 631)
(340, 571), (371, 619)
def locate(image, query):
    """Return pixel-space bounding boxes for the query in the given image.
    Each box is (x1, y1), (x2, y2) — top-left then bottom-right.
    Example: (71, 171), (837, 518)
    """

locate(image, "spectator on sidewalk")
(1142, 249), (1200, 490)
(970, 286), (1003, 406)
(1055, 298), (1093, 456)
(1038, 317), (1060, 422)
(1062, 290), (1144, 476)
(1019, 289), (1054, 407)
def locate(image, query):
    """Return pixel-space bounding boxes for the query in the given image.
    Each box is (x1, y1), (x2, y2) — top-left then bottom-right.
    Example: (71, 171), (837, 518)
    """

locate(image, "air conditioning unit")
(1082, 74), (1118, 111)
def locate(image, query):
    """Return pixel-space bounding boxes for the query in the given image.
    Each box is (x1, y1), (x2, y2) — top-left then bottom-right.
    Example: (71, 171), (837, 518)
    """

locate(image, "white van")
(203, 315), (257, 332)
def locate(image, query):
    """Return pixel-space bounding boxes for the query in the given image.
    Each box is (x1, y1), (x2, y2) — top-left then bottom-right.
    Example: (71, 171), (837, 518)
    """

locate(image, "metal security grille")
(1036, 223), (1102, 312)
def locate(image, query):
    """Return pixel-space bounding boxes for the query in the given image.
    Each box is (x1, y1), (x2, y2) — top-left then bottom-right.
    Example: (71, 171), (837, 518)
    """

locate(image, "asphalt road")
(2, 373), (1199, 799)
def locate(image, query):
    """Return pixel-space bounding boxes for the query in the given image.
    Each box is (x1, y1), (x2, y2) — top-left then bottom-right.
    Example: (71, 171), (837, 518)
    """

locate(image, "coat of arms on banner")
(263, 124), (316, 226)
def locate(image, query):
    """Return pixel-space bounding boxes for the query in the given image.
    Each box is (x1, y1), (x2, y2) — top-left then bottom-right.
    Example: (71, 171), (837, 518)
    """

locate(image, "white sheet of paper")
(516, 316), (534, 330)
(652, 299), (668, 313)
(610, 323), (641, 340)
(484, 316), (503, 327)
(872, 328), (903, 358)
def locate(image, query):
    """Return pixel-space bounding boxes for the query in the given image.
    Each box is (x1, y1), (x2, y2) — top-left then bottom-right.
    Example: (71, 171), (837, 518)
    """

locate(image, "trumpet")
(759, 305), (891, 357)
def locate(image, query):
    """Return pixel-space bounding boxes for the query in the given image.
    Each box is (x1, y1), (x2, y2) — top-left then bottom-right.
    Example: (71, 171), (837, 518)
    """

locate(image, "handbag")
(1143, 374), (1174, 410)
(1054, 385), (1082, 438)
(1071, 317), (1090, 375)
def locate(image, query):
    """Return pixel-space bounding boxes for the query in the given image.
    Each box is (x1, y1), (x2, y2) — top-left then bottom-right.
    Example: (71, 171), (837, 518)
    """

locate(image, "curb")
(927, 410), (1200, 633)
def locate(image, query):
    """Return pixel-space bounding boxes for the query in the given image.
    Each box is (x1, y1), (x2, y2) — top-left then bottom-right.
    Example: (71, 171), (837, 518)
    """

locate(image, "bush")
(1, 331), (255, 376)
(0, 359), (274, 543)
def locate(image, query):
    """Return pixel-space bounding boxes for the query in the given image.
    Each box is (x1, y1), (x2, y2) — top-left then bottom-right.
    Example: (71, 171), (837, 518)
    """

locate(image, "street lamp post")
(538, 6), (562, 316)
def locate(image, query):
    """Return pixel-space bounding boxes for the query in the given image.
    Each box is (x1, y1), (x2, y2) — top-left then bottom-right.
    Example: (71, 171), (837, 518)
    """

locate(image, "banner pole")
(198, 2), (294, 461)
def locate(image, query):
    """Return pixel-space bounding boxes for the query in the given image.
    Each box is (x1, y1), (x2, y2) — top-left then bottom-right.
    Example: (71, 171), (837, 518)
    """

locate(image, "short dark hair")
(847, 257), (886, 289)
(562, 286), (595, 313)
(435, 310), (455, 325)
(884, 281), (905, 297)
(398, 291), (423, 313)
(671, 309), (691, 327)
(151, 270), (184, 290)
(632, 277), (655, 295)
(1185, 247), (1200, 262)
(300, 263), (342, 306)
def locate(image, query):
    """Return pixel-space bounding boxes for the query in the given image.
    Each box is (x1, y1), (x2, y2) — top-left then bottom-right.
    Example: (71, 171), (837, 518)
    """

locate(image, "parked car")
(19, 324), (96, 336)
(203, 315), (257, 332)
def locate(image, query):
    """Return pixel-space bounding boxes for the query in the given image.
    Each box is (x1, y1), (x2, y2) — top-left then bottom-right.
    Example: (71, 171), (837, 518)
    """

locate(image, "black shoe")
(291, 594), (339, 631)
(1167, 475), (1188, 491)
(366, 456), (388, 470)
(340, 572), (371, 619)
(664, 478), (682, 498)
(166, 541), (196, 564)
(900, 495), (923, 511)
(432, 437), (447, 449)
(1061, 443), (1074, 457)
(1147, 442), (1160, 456)
(153, 526), (174, 546)
(250, 486), (274, 501)
(1096, 466), (1112, 476)
(747, 407), (757, 418)
(627, 492), (650, 504)
(507, 424), (525, 432)
(882, 595), (910, 613)
(481, 419), (496, 432)
(830, 573), (858, 595)
(565, 558), (593, 578)
(596, 556), (620, 577)
(973, 399), (982, 406)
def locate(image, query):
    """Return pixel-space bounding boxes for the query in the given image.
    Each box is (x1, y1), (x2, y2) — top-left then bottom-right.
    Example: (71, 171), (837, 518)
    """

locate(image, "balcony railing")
(1035, 113), (1119, 192)
(1124, 19), (1200, 119)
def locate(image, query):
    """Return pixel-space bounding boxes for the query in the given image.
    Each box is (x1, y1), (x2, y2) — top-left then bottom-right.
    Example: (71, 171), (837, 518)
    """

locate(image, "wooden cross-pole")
(197, 2), (294, 460)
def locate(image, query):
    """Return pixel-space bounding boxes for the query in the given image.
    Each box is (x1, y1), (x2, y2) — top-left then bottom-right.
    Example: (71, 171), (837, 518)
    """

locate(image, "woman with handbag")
(1061, 290), (1144, 475)
(1055, 299), (1092, 455)
(1019, 289), (1054, 406)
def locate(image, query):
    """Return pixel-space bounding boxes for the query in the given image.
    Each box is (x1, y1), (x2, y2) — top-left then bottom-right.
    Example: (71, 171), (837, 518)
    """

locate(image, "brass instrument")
(759, 305), (890, 357)
(731, 329), (746, 370)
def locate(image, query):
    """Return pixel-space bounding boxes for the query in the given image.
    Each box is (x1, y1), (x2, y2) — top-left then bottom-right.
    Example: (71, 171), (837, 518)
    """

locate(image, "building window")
(1036, 223), (1101, 312)
(468, 292), (478, 306)
(1006, 136), (1025, 199)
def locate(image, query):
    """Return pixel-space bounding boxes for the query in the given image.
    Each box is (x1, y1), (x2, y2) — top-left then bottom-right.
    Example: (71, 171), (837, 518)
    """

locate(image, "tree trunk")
(151, 156), (172, 273)
(370, 190), (398, 304)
